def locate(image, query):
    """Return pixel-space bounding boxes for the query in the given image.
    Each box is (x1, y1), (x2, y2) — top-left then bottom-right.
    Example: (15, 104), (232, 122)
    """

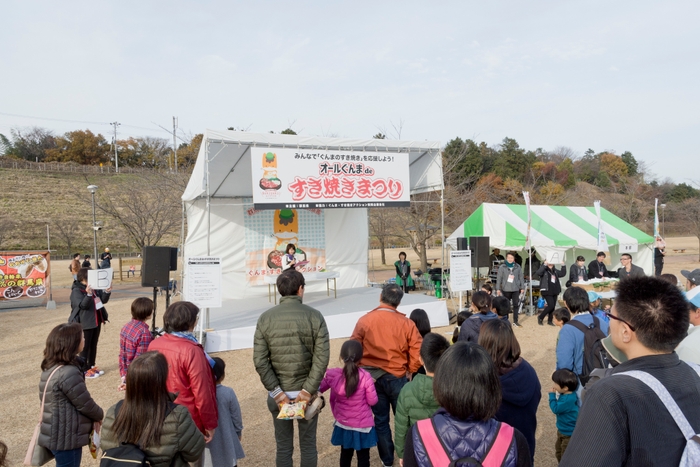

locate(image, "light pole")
(661, 204), (666, 238)
(88, 185), (98, 265)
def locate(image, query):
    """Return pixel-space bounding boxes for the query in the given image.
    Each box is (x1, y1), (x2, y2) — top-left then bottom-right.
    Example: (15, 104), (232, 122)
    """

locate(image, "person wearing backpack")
(402, 342), (532, 467)
(100, 351), (205, 467)
(560, 276), (700, 466)
(555, 286), (609, 391)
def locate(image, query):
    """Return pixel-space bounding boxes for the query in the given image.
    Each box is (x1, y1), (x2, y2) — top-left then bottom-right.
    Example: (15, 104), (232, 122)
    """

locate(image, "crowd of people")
(19, 256), (700, 467)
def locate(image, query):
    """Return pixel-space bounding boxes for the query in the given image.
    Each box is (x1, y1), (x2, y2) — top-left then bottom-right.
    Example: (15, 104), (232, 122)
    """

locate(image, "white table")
(264, 271), (340, 304)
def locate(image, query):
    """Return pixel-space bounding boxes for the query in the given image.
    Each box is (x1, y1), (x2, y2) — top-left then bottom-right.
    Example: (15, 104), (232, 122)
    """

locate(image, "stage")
(203, 287), (450, 352)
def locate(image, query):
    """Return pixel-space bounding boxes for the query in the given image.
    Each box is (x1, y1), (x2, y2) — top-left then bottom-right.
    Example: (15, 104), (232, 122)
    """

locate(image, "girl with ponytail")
(319, 340), (379, 467)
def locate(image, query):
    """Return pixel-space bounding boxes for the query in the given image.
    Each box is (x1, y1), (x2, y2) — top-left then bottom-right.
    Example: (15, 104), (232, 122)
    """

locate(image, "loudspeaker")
(469, 236), (491, 268)
(456, 237), (469, 251)
(142, 246), (172, 287)
(169, 247), (178, 271)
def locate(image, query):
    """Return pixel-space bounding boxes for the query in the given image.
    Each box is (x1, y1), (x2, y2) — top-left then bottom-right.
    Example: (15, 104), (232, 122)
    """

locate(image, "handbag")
(24, 365), (63, 466)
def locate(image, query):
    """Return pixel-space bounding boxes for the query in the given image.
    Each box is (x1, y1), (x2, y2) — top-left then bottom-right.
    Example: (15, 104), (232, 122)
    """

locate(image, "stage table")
(264, 271), (340, 304)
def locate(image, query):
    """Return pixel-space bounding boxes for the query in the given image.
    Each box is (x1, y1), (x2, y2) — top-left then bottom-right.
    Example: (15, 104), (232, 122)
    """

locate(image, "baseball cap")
(681, 269), (700, 286)
(587, 291), (601, 303)
(686, 291), (700, 309)
(601, 335), (627, 364)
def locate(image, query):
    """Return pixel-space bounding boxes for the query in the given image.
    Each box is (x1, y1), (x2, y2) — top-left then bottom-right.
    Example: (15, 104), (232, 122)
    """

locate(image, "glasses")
(605, 311), (636, 332)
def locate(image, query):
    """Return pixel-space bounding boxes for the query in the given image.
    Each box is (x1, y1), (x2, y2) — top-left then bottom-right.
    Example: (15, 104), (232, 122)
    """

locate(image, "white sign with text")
(185, 257), (222, 309)
(87, 268), (113, 290)
(449, 250), (473, 292)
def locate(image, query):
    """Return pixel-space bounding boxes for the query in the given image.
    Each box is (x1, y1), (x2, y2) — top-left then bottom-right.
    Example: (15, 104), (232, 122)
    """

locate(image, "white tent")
(181, 130), (444, 302)
(446, 203), (656, 274)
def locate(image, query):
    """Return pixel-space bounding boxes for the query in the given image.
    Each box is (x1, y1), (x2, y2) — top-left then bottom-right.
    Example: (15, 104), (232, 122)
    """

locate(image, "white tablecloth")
(263, 271), (340, 284)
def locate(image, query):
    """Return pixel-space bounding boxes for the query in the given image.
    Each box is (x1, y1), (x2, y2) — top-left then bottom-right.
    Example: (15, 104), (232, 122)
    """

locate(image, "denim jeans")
(267, 396), (319, 467)
(51, 448), (82, 467)
(372, 373), (408, 466)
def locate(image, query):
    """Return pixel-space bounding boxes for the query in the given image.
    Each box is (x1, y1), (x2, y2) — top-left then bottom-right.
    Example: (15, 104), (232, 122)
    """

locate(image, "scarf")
(171, 331), (216, 368)
(505, 261), (515, 268)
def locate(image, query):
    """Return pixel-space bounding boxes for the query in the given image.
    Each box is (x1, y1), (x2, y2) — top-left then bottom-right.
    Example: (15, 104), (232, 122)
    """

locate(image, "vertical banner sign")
(243, 199), (326, 286)
(654, 198), (660, 238)
(251, 148), (411, 209)
(594, 201), (610, 258)
(0, 253), (48, 302)
(523, 191), (531, 251)
(185, 257), (222, 309)
(449, 250), (473, 292)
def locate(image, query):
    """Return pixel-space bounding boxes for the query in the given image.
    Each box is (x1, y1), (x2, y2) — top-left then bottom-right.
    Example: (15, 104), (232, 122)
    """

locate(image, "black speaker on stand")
(469, 236), (490, 290)
(142, 246), (176, 337)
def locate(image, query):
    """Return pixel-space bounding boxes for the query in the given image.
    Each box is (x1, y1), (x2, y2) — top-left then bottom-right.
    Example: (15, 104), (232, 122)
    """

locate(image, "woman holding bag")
(35, 323), (103, 467)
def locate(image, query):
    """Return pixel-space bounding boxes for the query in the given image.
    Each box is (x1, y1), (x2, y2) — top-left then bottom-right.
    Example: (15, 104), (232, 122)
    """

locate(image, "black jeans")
(79, 322), (101, 371)
(502, 291), (520, 323)
(340, 448), (369, 467)
(654, 260), (663, 276)
(372, 373), (408, 466)
(538, 295), (557, 323)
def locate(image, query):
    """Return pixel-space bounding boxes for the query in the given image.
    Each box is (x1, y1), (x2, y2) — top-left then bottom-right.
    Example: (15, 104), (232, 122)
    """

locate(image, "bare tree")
(368, 208), (398, 265)
(87, 172), (186, 249)
(51, 218), (83, 256)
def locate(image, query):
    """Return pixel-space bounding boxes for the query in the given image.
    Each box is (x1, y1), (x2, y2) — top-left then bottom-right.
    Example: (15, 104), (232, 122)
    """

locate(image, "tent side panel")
(325, 208), (369, 289)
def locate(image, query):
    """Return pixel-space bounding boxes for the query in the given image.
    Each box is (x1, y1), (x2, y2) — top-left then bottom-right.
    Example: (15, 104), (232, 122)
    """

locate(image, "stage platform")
(204, 287), (449, 352)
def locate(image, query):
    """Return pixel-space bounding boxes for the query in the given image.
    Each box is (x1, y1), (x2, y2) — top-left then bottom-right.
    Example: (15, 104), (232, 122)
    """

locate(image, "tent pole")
(440, 189), (445, 313)
(202, 139), (211, 343)
(179, 200), (186, 301)
(528, 245), (533, 315)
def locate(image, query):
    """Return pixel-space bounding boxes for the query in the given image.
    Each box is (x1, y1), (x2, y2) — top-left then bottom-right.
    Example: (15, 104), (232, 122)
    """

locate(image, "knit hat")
(601, 336), (627, 364)
(587, 291), (602, 303)
(681, 269), (700, 286)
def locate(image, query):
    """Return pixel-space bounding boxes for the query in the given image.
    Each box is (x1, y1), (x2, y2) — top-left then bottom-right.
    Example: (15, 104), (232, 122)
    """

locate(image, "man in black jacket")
(560, 276), (700, 466)
(587, 251), (610, 280)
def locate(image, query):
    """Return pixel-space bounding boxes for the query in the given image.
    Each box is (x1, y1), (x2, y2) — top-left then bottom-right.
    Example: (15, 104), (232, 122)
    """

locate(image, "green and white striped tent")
(446, 203), (655, 274)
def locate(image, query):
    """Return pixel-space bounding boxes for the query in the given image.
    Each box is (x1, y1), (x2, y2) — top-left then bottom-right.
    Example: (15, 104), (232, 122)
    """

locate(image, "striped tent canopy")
(446, 203), (655, 272)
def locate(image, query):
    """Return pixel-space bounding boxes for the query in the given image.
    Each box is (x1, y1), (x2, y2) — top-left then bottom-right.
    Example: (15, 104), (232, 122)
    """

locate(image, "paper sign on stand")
(185, 257), (222, 309)
(88, 268), (113, 290)
(449, 250), (472, 292)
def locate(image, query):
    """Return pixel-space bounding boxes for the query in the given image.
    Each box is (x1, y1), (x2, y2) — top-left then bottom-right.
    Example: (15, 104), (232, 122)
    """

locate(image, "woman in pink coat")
(319, 339), (378, 467)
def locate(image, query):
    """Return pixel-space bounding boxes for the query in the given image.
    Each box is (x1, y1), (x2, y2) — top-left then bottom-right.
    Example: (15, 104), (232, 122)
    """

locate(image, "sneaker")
(85, 368), (100, 379)
(512, 322), (522, 328)
(92, 366), (105, 376)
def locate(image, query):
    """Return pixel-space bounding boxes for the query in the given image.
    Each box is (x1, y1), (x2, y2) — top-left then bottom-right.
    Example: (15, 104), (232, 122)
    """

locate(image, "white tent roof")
(182, 130), (443, 201)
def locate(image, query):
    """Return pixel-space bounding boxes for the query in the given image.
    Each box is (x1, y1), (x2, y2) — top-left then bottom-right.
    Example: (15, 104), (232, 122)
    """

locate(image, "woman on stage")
(394, 252), (414, 293)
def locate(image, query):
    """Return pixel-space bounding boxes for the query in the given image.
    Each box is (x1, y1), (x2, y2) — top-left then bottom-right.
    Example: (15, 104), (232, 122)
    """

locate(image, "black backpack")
(100, 401), (151, 467)
(565, 316), (608, 385)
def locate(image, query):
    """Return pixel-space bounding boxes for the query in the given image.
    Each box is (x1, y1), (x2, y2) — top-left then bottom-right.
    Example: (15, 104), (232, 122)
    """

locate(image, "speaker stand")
(151, 287), (159, 337)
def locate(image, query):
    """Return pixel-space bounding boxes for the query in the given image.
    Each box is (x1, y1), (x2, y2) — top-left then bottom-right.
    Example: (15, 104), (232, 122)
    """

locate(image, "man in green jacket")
(253, 269), (330, 467)
(393, 332), (450, 460)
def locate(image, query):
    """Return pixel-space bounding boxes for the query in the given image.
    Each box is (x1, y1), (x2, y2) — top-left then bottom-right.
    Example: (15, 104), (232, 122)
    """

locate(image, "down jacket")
(148, 334), (218, 433)
(69, 280), (110, 330)
(319, 367), (378, 428)
(458, 312), (499, 343)
(101, 398), (205, 467)
(253, 295), (330, 395)
(394, 373), (440, 459)
(38, 364), (103, 451)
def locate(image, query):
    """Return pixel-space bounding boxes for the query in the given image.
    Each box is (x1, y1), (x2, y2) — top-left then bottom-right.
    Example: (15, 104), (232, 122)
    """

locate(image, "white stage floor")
(203, 287), (449, 352)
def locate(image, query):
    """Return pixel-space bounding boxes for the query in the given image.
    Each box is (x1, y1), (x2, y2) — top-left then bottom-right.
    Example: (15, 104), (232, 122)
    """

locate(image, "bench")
(118, 257), (143, 281)
(673, 249), (687, 253)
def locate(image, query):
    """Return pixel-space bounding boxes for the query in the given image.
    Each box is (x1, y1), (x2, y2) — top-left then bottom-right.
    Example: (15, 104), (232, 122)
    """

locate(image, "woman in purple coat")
(479, 319), (541, 463)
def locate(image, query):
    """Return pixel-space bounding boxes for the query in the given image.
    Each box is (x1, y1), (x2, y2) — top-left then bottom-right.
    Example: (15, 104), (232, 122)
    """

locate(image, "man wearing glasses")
(560, 276), (700, 466)
(616, 253), (645, 281)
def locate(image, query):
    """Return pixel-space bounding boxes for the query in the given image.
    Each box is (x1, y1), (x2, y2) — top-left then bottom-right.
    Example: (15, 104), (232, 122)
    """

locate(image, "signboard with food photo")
(0, 251), (50, 309)
(251, 147), (411, 209)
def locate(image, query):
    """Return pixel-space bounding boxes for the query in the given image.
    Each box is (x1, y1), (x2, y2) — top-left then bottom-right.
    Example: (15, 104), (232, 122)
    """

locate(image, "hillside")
(0, 168), (184, 255)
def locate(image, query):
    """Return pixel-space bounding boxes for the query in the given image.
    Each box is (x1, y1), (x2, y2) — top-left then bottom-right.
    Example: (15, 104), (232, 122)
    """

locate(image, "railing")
(0, 158), (149, 174)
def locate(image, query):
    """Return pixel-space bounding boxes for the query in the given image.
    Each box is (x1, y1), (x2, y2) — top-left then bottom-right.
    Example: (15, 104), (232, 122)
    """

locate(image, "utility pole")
(173, 116), (178, 173)
(111, 122), (121, 172)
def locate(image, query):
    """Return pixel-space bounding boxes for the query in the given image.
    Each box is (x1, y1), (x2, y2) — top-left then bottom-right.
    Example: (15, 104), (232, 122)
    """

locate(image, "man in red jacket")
(351, 284), (422, 467)
(149, 301), (218, 453)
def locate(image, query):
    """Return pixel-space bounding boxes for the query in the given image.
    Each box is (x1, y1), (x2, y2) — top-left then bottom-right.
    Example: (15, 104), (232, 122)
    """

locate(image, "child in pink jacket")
(319, 339), (379, 467)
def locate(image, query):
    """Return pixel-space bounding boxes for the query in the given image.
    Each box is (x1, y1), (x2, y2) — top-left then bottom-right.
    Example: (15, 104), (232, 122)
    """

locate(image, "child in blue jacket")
(549, 369), (579, 462)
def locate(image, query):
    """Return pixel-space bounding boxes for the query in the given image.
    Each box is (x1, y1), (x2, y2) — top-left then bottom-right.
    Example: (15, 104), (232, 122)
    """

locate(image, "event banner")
(0, 252), (49, 302)
(243, 199), (326, 285)
(251, 147), (410, 209)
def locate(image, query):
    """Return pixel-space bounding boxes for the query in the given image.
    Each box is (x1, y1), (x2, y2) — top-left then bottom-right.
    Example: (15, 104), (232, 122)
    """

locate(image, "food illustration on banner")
(0, 253), (48, 301)
(259, 152), (282, 192)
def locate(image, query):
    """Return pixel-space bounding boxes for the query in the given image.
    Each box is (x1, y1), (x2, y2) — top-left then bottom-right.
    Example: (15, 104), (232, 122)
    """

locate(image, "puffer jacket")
(495, 263), (524, 293)
(68, 280), (110, 330)
(253, 295), (330, 394)
(394, 373), (440, 459)
(409, 409), (519, 467)
(458, 312), (499, 343)
(148, 334), (218, 433)
(319, 367), (377, 428)
(38, 364), (103, 451)
(536, 264), (566, 297)
(495, 358), (541, 462)
(101, 398), (205, 467)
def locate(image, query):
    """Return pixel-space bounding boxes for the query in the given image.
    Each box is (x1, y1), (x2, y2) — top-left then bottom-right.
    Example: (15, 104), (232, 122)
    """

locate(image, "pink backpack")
(415, 418), (515, 467)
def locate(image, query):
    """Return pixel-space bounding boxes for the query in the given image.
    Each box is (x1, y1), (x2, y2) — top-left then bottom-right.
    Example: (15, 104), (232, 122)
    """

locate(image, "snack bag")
(276, 401), (307, 420)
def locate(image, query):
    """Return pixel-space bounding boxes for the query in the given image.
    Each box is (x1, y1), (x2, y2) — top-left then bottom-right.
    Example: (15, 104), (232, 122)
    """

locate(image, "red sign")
(0, 252), (50, 303)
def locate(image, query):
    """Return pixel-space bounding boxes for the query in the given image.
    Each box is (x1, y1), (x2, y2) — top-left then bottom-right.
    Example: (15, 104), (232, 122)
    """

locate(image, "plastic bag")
(537, 297), (546, 309)
(276, 401), (307, 420)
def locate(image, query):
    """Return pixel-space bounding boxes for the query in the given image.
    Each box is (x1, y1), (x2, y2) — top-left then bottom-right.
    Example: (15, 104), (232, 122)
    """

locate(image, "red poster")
(0, 252), (50, 303)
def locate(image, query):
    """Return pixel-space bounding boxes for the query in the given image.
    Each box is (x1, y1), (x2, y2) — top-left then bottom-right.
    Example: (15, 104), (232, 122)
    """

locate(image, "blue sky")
(2, 1), (698, 183)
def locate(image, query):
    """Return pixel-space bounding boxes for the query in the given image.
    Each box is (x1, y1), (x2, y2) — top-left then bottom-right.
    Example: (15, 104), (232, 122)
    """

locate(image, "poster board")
(449, 250), (472, 292)
(251, 148), (410, 209)
(0, 251), (50, 309)
(185, 257), (222, 309)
